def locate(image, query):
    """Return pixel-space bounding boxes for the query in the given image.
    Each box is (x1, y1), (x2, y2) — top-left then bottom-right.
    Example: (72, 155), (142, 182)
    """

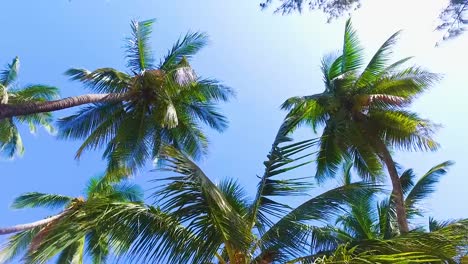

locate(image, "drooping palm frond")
(248, 114), (318, 232)
(0, 227), (41, 263)
(126, 19), (155, 73)
(153, 146), (252, 254)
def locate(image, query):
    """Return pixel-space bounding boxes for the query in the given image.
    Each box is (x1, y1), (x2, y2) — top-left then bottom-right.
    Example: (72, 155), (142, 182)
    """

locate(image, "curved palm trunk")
(375, 140), (410, 234)
(0, 93), (130, 120)
(0, 211), (67, 235)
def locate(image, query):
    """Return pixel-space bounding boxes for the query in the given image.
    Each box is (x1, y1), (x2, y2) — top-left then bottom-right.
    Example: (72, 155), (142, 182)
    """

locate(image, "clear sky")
(1, 0), (467, 262)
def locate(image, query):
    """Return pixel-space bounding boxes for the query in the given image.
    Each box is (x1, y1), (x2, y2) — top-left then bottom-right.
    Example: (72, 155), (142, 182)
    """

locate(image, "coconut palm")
(303, 160), (468, 263)
(56, 19), (233, 171)
(281, 19), (440, 233)
(0, 20), (233, 123)
(0, 57), (59, 158)
(20, 116), (376, 264)
(0, 174), (143, 263)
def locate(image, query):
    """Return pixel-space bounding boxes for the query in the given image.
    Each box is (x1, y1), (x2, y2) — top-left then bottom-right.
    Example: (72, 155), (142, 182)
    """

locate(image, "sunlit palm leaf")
(126, 19), (155, 72)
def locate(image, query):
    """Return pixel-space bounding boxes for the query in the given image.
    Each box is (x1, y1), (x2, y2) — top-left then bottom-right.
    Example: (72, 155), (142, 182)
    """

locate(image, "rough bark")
(375, 139), (410, 234)
(0, 93), (130, 120)
(0, 211), (67, 235)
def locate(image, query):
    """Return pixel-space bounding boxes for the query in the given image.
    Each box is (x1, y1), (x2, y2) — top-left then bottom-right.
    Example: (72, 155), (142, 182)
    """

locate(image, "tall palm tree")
(19, 118), (376, 264)
(282, 19), (440, 233)
(0, 57), (59, 158)
(56, 19), (233, 170)
(0, 174), (143, 263)
(0, 20), (233, 123)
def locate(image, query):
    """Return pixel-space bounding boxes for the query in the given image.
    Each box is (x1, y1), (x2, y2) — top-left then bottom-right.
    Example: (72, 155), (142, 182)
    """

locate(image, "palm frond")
(257, 182), (379, 262)
(125, 19), (155, 72)
(340, 19), (363, 75)
(0, 120), (24, 158)
(249, 114), (318, 231)
(356, 31), (400, 88)
(153, 146), (252, 252)
(55, 237), (85, 264)
(9, 85), (59, 102)
(65, 68), (130, 93)
(405, 161), (454, 217)
(11, 192), (73, 210)
(0, 227), (41, 263)
(160, 31), (209, 71)
(0, 57), (19, 87)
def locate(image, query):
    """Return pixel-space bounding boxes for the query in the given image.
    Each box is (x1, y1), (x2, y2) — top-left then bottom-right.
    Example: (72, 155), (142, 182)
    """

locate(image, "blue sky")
(1, 0), (467, 262)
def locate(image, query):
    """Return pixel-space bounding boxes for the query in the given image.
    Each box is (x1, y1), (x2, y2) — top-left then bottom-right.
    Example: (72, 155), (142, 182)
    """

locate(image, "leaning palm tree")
(282, 18), (440, 233)
(0, 57), (58, 158)
(19, 117), (376, 264)
(57, 19), (233, 171)
(0, 174), (143, 263)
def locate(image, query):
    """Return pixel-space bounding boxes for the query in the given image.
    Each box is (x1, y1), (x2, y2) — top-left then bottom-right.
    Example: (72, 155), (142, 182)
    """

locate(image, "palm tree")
(0, 174), (143, 263)
(56, 19), (233, 170)
(281, 19), (440, 233)
(18, 117), (376, 264)
(303, 160), (468, 263)
(0, 20), (233, 124)
(0, 57), (59, 158)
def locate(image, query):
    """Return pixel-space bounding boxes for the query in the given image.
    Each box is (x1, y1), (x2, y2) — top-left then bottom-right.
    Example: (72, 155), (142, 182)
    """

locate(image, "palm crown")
(281, 19), (440, 233)
(0, 174), (143, 263)
(0, 57), (59, 158)
(58, 19), (234, 171)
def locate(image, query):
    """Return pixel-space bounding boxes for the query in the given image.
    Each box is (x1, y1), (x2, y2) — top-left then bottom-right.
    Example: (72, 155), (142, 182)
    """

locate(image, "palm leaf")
(11, 192), (73, 210)
(65, 68), (130, 93)
(125, 19), (155, 72)
(0, 57), (19, 87)
(405, 161), (454, 217)
(0, 227), (41, 263)
(160, 32), (208, 71)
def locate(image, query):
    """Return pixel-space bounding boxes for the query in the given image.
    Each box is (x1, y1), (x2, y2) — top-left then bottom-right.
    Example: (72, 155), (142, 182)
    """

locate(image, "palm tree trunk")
(0, 93), (130, 120)
(0, 211), (67, 235)
(375, 139), (410, 234)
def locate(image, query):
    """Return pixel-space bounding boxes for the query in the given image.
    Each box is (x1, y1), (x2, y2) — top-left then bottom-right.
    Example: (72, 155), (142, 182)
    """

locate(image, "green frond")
(11, 192), (73, 210)
(428, 217), (457, 232)
(218, 178), (250, 217)
(160, 31), (209, 71)
(0, 120), (24, 158)
(257, 182), (379, 262)
(153, 146), (251, 252)
(0, 57), (19, 87)
(405, 161), (453, 217)
(356, 31), (401, 88)
(371, 66), (441, 101)
(249, 122), (319, 231)
(56, 236), (85, 264)
(368, 109), (440, 152)
(399, 169), (415, 196)
(126, 19), (155, 72)
(9, 85), (59, 102)
(0, 227), (41, 263)
(340, 19), (364, 75)
(65, 68), (130, 93)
